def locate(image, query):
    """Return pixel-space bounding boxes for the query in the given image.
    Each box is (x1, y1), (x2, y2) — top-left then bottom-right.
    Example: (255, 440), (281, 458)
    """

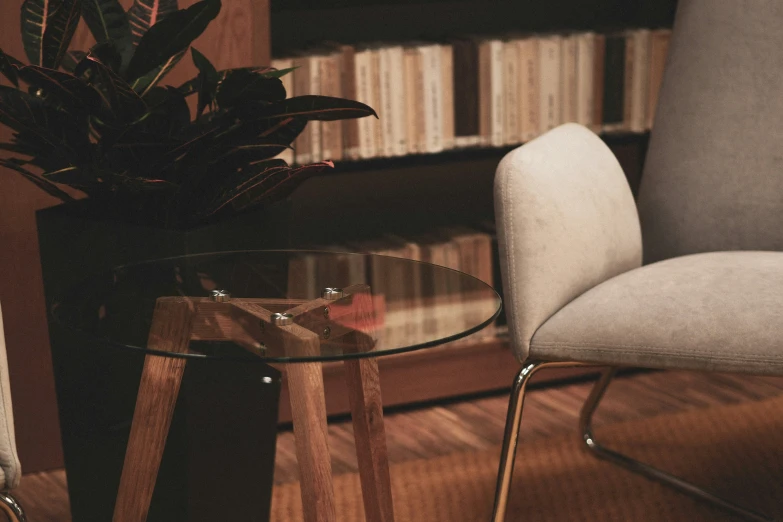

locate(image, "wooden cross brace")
(112, 284), (395, 522)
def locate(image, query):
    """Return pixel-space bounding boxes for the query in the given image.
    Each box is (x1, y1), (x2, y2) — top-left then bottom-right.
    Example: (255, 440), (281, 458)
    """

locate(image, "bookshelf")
(270, 0), (677, 417)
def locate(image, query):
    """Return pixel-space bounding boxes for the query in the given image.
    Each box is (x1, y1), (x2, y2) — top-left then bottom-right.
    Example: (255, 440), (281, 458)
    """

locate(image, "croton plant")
(0, 0), (376, 227)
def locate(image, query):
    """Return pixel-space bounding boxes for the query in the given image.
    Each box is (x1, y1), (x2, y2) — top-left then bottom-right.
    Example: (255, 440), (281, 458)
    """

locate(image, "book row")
(272, 28), (671, 165)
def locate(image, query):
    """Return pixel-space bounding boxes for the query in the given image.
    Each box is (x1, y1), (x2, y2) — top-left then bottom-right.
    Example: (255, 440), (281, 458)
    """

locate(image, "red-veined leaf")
(127, 0), (178, 47)
(80, 0), (133, 71)
(41, 0), (81, 68)
(206, 160), (334, 216)
(130, 49), (185, 96)
(125, 0), (221, 82)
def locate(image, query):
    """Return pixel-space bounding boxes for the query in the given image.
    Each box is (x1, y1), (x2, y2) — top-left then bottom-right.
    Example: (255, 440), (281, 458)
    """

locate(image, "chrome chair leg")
(491, 361), (577, 522)
(580, 367), (774, 522)
(0, 492), (26, 522)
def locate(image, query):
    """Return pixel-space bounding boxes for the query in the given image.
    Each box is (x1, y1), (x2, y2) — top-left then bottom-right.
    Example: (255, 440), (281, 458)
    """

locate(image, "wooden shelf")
(277, 335), (601, 423)
(301, 131), (650, 176)
(271, 0), (676, 55)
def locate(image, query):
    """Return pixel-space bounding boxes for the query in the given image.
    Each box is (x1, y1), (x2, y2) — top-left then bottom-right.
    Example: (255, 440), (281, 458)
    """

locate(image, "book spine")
(369, 48), (383, 157)
(379, 46), (396, 157)
(355, 50), (376, 159)
(340, 45), (361, 160)
(630, 29), (651, 133)
(441, 44), (455, 151)
(308, 54), (322, 161)
(422, 45), (443, 153)
(561, 34), (578, 124)
(539, 35), (563, 134)
(452, 39), (480, 148)
(292, 56), (312, 165)
(575, 32), (595, 128)
(390, 46), (408, 156)
(601, 33), (625, 131)
(271, 57), (295, 165)
(478, 41), (492, 147)
(320, 53), (343, 161)
(519, 37), (540, 142)
(622, 31), (634, 132)
(403, 47), (422, 154)
(489, 39), (504, 147)
(503, 39), (520, 145)
(591, 34), (606, 133)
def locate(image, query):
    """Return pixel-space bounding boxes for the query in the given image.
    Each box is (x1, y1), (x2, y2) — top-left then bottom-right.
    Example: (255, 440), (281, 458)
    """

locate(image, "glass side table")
(53, 250), (502, 522)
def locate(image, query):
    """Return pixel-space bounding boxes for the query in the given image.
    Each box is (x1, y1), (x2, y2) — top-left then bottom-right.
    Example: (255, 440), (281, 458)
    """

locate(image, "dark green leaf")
(262, 95), (378, 122)
(191, 47), (217, 116)
(176, 65), (274, 97)
(18, 0), (79, 68)
(262, 66), (296, 80)
(76, 56), (147, 123)
(130, 50), (185, 96)
(0, 49), (22, 87)
(88, 41), (123, 72)
(204, 160), (332, 217)
(16, 65), (104, 115)
(215, 69), (286, 108)
(41, 165), (92, 185)
(80, 0), (133, 71)
(60, 50), (86, 73)
(0, 158), (76, 201)
(136, 86), (191, 135)
(0, 85), (86, 151)
(208, 116), (306, 164)
(207, 142), (293, 173)
(21, 0), (54, 66)
(41, 0), (81, 68)
(127, 0), (178, 47)
(125, 0), (221, 82)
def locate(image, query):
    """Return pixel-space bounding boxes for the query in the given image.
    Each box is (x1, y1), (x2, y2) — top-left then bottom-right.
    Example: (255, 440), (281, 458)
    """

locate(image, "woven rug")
(271, 394), (783, 521)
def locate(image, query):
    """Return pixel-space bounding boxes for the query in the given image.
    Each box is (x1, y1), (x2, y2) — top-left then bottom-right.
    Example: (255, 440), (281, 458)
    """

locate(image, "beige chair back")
(638, 0), (783, 263)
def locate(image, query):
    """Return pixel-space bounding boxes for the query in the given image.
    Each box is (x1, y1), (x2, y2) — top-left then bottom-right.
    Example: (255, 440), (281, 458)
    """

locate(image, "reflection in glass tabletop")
(52, 250), (502, 363)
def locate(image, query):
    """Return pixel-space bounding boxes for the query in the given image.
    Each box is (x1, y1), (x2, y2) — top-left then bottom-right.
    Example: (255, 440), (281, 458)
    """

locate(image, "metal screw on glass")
(322, 326), (331, 339)
(272, 312), (294, 326)
(209, 289), (230, 302)
(321, 287), (344, 300)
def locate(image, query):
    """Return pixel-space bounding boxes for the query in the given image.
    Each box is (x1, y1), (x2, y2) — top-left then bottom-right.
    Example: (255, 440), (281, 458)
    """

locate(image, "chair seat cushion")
(530, 251), (783, 375)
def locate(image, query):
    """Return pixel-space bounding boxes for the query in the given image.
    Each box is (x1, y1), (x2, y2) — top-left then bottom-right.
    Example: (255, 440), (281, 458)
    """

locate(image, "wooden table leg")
(344, 356), (395, 522)
(287, 360), (337, 522)
(112, 299), (194, 522)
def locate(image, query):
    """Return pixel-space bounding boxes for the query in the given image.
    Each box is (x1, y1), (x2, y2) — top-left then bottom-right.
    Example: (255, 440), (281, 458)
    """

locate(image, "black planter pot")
(37, 199), (291, 522)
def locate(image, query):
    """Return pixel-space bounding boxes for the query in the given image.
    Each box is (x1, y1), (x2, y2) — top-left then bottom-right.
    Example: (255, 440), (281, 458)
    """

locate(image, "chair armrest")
(0, 303), (21, 489)
(494, 123), (642, 362)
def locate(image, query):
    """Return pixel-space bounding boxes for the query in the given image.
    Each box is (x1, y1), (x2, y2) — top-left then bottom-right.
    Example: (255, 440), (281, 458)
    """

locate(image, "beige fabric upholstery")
(0, 303), (21, 489)
(494, 123), (642, 362)
(638, 0), (783, 263)
(530, 251), (783, 376)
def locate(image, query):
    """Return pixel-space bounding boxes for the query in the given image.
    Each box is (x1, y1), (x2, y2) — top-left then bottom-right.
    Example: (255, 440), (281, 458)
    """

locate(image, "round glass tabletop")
(52, 250), (502, 363)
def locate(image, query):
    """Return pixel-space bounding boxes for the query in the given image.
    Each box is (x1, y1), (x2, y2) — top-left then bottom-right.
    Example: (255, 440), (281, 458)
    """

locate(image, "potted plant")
(0, 0), (376, 519)
(0, 0), (375, 285)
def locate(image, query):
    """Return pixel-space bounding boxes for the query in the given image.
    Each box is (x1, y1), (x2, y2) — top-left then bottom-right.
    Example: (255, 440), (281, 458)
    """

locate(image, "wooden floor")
(13, 369), (783, 521)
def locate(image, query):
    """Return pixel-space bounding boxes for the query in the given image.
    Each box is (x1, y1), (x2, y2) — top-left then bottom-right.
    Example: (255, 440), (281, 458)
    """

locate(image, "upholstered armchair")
(0, 304), (25, 522)
(491, 1), (783, 521)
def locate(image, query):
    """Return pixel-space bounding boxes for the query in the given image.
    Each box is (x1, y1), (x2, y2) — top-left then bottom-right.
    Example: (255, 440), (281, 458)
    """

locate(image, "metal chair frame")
(0, 491), (26, 522)
(490, 362), (775, 522)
